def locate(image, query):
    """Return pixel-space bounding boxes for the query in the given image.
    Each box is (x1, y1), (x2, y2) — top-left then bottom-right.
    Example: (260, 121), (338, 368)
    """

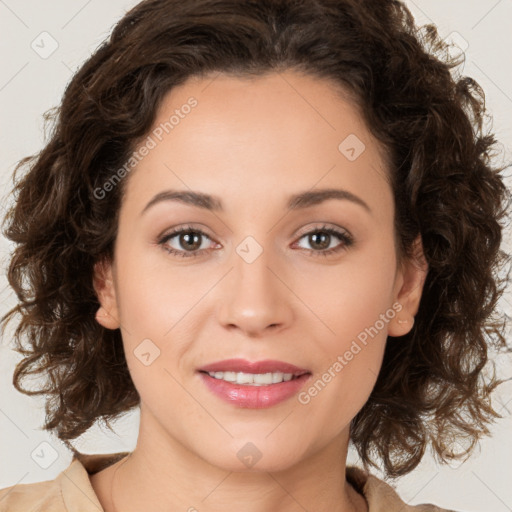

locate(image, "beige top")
(0, 452), (457, 511)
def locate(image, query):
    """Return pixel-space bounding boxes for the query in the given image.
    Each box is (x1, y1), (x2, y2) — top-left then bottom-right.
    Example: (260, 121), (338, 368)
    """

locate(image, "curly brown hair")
(1, 0), (510, 479)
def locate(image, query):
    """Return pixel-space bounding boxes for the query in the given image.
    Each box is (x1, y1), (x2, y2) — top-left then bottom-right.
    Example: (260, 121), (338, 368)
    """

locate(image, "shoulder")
(0, 452), (125, 512)
(346, 466), (461, 512)
(0, 475), (65, 512)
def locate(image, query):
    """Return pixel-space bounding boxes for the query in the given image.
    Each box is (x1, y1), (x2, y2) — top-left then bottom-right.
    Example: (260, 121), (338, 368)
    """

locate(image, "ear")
(92, 257), (120, 330)
(388, 235), (429, 337)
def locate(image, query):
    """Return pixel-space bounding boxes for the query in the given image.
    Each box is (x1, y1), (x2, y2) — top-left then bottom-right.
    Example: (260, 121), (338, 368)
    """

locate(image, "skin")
(90, 70), (428, 512)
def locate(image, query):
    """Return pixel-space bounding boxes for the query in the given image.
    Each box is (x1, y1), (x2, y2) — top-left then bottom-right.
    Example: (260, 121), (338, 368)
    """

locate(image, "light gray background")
(1, 1), (511, 510)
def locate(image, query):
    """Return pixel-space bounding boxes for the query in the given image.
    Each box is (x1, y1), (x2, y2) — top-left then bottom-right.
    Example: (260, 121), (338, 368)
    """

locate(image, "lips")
(198, 358), (310, 375)
(199, 372), (311, 408)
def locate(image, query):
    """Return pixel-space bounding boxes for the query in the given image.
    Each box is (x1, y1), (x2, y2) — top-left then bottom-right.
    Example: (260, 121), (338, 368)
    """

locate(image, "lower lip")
(198, 372), (311, 408)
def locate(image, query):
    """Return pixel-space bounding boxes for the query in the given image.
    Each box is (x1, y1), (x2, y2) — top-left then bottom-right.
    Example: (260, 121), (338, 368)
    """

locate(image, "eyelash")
(157, 224), (354, 259)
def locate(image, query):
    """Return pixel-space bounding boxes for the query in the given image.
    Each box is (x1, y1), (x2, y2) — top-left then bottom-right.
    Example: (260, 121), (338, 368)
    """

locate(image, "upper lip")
(198, 358), (310, 375)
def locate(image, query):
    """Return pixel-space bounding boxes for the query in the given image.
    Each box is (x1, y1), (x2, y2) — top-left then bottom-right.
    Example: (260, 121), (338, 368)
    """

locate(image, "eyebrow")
(141, 187), (371, 215)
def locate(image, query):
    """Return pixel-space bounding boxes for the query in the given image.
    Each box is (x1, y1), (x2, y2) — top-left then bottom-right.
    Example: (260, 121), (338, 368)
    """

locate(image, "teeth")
(207, 371), (296, 385)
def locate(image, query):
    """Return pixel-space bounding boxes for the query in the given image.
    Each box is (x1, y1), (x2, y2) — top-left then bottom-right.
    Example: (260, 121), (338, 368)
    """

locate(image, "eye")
(292, 224), (354, 257)
(158, 226), (217, 258)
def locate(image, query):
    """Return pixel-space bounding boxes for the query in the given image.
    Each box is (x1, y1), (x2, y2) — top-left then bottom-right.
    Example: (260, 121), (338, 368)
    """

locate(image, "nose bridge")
(217, 234), (292, 335)
(235, 236), (276, 297)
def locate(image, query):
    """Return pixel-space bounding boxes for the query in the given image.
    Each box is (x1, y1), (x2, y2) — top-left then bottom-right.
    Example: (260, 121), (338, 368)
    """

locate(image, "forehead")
(123, 70), (392, 219)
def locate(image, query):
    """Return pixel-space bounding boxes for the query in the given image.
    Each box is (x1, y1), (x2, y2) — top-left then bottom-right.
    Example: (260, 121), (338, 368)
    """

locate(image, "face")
(94, 70), (427, 472)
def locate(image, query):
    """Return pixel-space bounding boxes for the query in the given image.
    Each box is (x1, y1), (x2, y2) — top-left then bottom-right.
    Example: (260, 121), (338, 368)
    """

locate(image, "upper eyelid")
(294, 223), (350, 238)
(159, 225), (215, 242)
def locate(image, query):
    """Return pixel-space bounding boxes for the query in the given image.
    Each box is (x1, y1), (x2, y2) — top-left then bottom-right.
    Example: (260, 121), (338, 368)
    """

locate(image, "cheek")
(308, 235), (397, 347)
(296, 239), (396, 418)
(115, 267), (196, 417)
(113, 239), (209, 340)
(111, 243), (218, 404)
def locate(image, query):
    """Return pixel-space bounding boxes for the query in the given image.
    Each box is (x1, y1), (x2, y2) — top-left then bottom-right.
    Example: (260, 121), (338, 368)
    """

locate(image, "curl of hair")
(2, 0), (510, 478)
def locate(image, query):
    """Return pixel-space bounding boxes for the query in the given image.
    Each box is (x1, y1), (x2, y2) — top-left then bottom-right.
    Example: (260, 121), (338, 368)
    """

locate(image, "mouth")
(196, 358), (312, 408)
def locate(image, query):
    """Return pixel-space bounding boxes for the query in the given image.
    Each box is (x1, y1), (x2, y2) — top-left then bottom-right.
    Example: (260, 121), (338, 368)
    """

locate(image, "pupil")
(182, 232), (200, 250)
(311, 232), (329, 250)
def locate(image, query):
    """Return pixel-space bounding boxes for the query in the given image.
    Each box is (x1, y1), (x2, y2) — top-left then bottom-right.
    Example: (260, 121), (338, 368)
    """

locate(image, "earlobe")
(391, 315), (415, 336)
(95, 305), (120, 330)
(92, 258), (120, 330)
(388, 235), (428, 337)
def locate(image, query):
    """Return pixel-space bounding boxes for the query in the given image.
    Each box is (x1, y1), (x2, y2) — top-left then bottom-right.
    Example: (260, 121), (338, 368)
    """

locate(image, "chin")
(197, 438), (309, 474)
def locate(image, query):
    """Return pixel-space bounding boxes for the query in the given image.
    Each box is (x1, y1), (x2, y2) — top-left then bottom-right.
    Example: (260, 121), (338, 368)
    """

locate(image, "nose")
(216, 243), (293, 337)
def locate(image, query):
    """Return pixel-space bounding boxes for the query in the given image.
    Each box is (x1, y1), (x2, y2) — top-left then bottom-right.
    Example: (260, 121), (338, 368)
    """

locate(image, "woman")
(0, 0), (509, 510)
